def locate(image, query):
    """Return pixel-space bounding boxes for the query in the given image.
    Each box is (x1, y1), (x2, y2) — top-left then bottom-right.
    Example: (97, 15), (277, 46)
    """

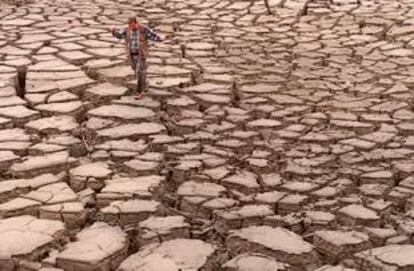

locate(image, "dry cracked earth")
(0, 0), (414, 270)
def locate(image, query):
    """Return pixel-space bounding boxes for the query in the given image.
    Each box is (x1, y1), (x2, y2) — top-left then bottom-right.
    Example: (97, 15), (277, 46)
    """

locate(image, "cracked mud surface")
(0, 0), (414, 270)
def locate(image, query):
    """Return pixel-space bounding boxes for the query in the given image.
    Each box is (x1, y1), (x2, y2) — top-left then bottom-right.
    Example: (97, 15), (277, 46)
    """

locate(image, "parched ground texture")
(0, 0), (414, 270)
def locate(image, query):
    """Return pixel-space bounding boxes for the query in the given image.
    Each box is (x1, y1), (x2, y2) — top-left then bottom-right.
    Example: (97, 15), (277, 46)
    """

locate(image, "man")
(112, 17), (161, 99)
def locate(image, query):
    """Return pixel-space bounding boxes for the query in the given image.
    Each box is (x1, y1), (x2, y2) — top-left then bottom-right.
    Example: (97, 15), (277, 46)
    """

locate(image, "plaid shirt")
(112, 26), (161, 54)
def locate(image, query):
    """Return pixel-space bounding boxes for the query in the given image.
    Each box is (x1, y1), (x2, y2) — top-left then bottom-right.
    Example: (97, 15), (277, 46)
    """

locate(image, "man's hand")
(111, 27), (127, 40)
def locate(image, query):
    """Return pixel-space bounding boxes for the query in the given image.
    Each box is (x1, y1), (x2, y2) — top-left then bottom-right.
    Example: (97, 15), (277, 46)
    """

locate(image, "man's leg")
(136, 57), (142, 94)
(130, 54), (137, 72)
(139, 58), (147, 93)
(130, 54), (141, 95)
(136, 58), (147, 96)
(134, 56), (144, 99)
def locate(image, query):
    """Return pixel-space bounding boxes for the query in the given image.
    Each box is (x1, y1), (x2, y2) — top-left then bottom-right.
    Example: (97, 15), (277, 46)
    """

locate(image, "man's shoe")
(134, 92), (143, 100)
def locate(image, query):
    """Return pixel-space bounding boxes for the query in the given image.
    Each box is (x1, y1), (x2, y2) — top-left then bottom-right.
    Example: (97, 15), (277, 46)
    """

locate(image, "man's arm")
(112, 27), (126, 40)
(145, 27), (162, 42)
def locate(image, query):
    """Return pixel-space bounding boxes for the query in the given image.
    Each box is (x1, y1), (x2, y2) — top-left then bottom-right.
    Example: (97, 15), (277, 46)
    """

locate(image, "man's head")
(128, 17), (138, 27)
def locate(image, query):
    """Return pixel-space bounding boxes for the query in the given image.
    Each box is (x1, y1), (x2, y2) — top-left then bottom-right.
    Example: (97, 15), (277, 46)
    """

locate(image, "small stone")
(0, 151), (19, 169)
(337, 204), (380, 227)
(222, 204), (273, 223)
(0, 105), (40, 125)
(10, 151), (78, 177)
(85, 83), (128, 101)
(177, 181), (226, 198)
(39, 202), (86, 228)
(98, 175), (163, 206)
(24, 182), (77, 205)
(25, 116), (78, 134)
(226, 226), (319, 269)
(99, 199), (162, 225)
(118, 239), (216, 271)
(138, 216), (190, 245)
(35, 101), (84, 117)
(69, 162), (112, 192)
(354, 245), (414, 270)
(221, 171), (260, 193)
(56, 222), (127, 270)
(47, 91), (78, 103)
(88, 104), (155, 120)
(124, 159), (160, 175)
(313, 230), (371, 262)
(97, 123), (166, 139)
(222, 253), (290, 271)
(363, 227), (398, 247)
(0, 216), (64, 266)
